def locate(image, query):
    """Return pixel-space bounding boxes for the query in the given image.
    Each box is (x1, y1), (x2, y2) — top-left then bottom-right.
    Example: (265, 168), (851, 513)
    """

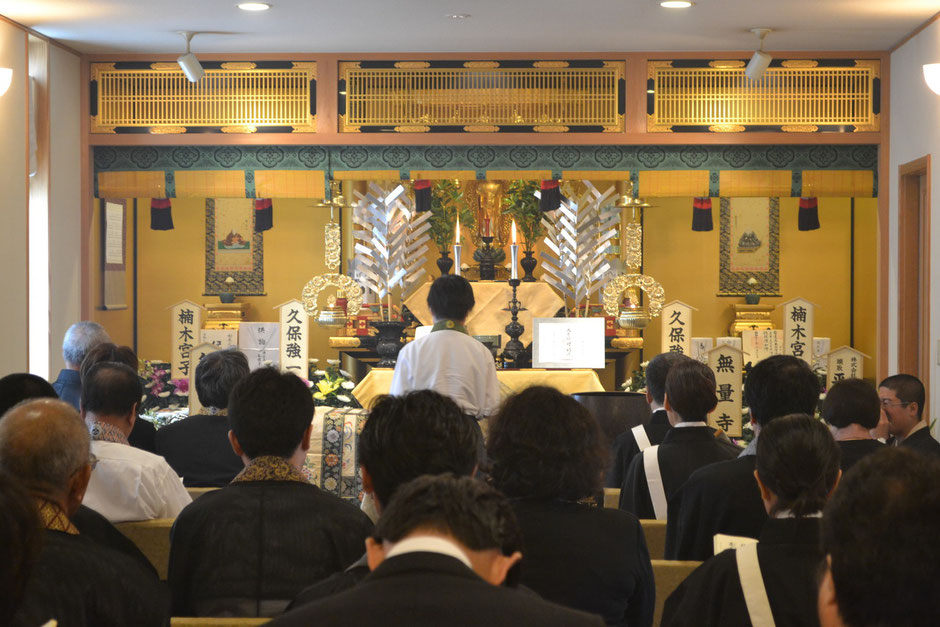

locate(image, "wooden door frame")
(897, 156), (931, 391)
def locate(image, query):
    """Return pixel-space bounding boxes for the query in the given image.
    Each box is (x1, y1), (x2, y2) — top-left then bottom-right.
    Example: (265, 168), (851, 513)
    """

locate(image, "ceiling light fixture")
(924, 64), (940, 94)
(238, 2), (271, 10)
(177, 31), (205, 83)
(660, 1), (694, 8)
(448, 13), (471, 19)
(745, 28), (773, 81)
(0, 68), (11, 96)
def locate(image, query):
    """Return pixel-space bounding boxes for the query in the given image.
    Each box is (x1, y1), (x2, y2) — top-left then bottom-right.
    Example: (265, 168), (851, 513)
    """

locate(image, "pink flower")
(171, 378), (189, 394)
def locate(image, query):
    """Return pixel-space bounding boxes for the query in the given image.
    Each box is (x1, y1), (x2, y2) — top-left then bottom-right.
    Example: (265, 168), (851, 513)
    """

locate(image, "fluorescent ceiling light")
(238, 2), (271, 10)
(660, 1), (694, 8)
(448, 14), (471, 19)
(924, 64), (940, 95)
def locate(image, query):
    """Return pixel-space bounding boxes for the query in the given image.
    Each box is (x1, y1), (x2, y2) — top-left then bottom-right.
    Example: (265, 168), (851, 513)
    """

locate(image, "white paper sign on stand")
(238, 322), (281, 371)
(200, 329), (238, 350)
(276, 299), (309, 376)
(188, 342), (219, 416)
(661, 300), (696, 356)
(716, 336), (743, 351)
(707, 343), (744, 437)
(742, 329), (784, 365)
(813, 337), (831, 370)
(169, 300), (204, 381)
(824, 346), (870, 390)
(781, 298), (816, 365)
(691, 337), (714, 363)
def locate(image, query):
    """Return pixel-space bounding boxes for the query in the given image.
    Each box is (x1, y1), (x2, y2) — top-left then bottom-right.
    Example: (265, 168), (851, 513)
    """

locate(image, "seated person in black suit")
(0, 372), (155, 573)
(80, 342), (157, 453)
(290, 390), (481, 608)
(665, 355), (820, 560)
(663, 414), (841, 627)
(52, 320), (109, 409)
(822, 378), (884, 471)
(606, 352), (686, 488)
(0, 399), (168, 626)
(0, 471), (42, 625)
(156, 349), (248, 486)
(168, 367), (374, 617)
(270, 474), (605, 627)
(818, 448), (940, 627)
(488, 386), (655, 627)
(620, 359), (738, 519)
(878, 374), (940, 457)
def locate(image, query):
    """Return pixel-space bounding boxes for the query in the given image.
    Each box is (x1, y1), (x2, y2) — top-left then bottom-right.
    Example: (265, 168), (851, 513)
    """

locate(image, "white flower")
(327, 358), (340, 366)
(314, 369), (327, 376)
(341, 381), (355, 390)
(339, 370), (352, 378)
(157, 391), (171, 398)
(640, 361), (650, 368)
(336, 395), (351, 403)
(310, 358), (320, 364)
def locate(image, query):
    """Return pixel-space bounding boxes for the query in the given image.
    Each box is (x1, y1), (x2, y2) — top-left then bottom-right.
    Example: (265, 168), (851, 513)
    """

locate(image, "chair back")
(572, 391), (651, 449)
(116, 518), (174, 579)
(603, 487), (621, 509)
(171, 619), (270, 627)
(651, 559), (702, 627)
(640, 518), (667, 560)
(186, 487), (218, 501)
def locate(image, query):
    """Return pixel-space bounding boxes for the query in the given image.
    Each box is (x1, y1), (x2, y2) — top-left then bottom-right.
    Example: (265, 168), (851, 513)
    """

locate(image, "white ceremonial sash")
(735, 542), (776, 627)
(642, 445), (667, 520)
(632, 424), (652, 451)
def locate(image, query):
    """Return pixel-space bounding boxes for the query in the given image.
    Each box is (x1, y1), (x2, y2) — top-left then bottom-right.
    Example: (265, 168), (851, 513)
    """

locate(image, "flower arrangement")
(621, 361), (649, 393)
(139, 360), (190, 412)
(308, 359), (359, 408)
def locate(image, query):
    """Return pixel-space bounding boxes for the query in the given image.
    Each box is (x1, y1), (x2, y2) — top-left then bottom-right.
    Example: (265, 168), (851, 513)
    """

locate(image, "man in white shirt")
(390, 275), (500, 418)
(80, 362), (191, 522)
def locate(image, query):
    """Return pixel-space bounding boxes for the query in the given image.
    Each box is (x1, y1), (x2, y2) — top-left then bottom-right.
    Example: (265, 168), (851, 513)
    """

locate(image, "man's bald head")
(0, 399), (91, 499)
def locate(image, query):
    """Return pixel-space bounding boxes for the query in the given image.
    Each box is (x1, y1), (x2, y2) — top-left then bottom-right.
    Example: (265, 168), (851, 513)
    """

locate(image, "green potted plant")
(429, 180), (475, 276)
(502, 179), (543, 281)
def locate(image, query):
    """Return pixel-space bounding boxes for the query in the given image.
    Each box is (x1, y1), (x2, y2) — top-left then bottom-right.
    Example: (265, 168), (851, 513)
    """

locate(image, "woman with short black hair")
(487, 386), (655, 627)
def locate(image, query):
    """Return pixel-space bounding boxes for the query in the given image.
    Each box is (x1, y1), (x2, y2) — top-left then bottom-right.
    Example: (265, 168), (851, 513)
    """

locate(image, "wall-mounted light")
(923, 63), (940, 95)
(0, 68), (12, 96)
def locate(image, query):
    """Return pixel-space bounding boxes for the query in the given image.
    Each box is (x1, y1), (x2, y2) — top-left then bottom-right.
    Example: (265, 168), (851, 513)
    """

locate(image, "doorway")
(897, 156), (931, 390)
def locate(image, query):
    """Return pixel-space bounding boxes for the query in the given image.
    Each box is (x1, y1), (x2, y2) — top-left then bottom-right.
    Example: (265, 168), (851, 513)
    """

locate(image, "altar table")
(351, 367), (605, 409)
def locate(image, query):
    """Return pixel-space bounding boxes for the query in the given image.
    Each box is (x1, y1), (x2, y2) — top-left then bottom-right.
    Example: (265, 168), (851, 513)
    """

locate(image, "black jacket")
(605, 409), (671, 489)
(619, 425), (738, 518)
(898, 427), (940, 458)
(269, 551), (606, 627)
(168, 480), (373, 617)
(662, 517), (824, 627)
(155, 414), (244, 487)
(836, 439), (884, 472)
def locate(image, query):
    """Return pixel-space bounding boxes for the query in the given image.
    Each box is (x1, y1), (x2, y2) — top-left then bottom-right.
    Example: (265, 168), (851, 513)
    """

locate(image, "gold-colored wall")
(642, 196), (877, 376)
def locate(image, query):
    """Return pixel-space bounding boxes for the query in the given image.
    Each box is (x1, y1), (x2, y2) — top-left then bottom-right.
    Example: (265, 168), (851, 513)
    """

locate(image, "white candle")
(454, 216), (462, 276)
(510, 220), (519, 280)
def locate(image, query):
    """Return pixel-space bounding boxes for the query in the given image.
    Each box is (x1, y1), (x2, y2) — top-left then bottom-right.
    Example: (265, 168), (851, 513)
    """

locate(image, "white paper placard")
(188, 342), (219, 416)
(661, 300), (694, 356)
(277, 299), (308, 375)
(691, 337), (714, 363)
(200, 329), (238, 350)
(813, 337), (831, 369)
(532, 317), (605, 369)
(716, 336), (743, 351)
(826, 346), (867, 389)
(105, 202), (124, 265)
(783, 298), (814, 364)
(238, 322), (280, 371)
(169, 300), (203, 381)
(707, 343), (744, 437)
(741, 329), (783, 365)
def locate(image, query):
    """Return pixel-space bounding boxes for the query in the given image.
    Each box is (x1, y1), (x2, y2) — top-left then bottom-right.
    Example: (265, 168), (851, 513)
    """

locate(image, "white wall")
(890, 20), (940, 435)
(0, 22), (28, 375)
(47, 45), (82, 378)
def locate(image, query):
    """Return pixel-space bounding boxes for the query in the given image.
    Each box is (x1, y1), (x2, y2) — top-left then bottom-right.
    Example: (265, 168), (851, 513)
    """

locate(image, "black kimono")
(511, 498), (655, 627)
(664, 454), (768, 561)
(155, 413), (245, 487)
(606, 409), (671, 489)
(619, 424), (738, 519)
(661, 517), (824, 627)
(836, 439), (884, 472)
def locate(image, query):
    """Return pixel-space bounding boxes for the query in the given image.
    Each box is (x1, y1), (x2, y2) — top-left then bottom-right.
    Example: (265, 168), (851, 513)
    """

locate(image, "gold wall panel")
(174, 171), (246, 198)
(649, 63), (878, 131)
(254, 170), (326, 199)
(342, 66), (621, 129)
(93, 65), (315, 129)
(638, 170), (710, 197)
(97, 171), (165, 198)
(801, 170), (874, 197)
(719, 170), (792, 197)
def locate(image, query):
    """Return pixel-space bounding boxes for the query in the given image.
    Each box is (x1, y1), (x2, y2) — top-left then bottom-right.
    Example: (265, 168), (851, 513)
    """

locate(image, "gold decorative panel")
(92, 64), (315, 130)
(648, 61), (879, 132)
(342, 64), (623, 130)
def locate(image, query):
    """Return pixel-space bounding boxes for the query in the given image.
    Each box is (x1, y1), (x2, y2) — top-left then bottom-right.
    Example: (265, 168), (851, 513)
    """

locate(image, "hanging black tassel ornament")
(414, 180), (432, 212)
(150, 198), (174, 230)
(798, 197), (820, 231)
(254, 198), (273, 232)
(539, 180), (561, 212)
(691, 197), (713, 231)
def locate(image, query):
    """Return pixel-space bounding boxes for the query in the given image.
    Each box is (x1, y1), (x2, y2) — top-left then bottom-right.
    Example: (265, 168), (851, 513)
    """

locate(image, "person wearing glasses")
(878, 374), (940, 457)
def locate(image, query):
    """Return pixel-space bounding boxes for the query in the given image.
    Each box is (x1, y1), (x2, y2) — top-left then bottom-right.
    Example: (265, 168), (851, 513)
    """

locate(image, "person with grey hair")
(156, 349), (250, 486)
(52, 321), (110, 409)
(0, 399), (168, 625)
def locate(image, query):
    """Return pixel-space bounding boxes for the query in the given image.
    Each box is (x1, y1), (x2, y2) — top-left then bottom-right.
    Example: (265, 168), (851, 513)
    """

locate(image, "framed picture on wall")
(718, 196), (781, 296)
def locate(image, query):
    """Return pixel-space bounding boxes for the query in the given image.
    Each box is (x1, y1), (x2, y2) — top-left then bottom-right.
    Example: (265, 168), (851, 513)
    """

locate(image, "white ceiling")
(2, 0), (936, 55)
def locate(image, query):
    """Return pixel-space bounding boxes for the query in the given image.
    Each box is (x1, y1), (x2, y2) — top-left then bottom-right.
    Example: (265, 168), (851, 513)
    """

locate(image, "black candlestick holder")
(475, 236), (498, 280)
(501, 278), (527, 368)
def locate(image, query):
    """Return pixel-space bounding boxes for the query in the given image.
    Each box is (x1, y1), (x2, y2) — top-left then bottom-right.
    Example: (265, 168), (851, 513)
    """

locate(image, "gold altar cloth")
(403, 281), (563, 347)
(352, 368), (604, 409)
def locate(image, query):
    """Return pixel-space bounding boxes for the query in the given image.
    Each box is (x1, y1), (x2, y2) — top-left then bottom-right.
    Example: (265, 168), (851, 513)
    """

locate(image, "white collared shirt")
(390, 330), (500, 417)
(673, 421), (709, 429)
(83, 440), (192, 523)
(385, 535), (473, 569)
